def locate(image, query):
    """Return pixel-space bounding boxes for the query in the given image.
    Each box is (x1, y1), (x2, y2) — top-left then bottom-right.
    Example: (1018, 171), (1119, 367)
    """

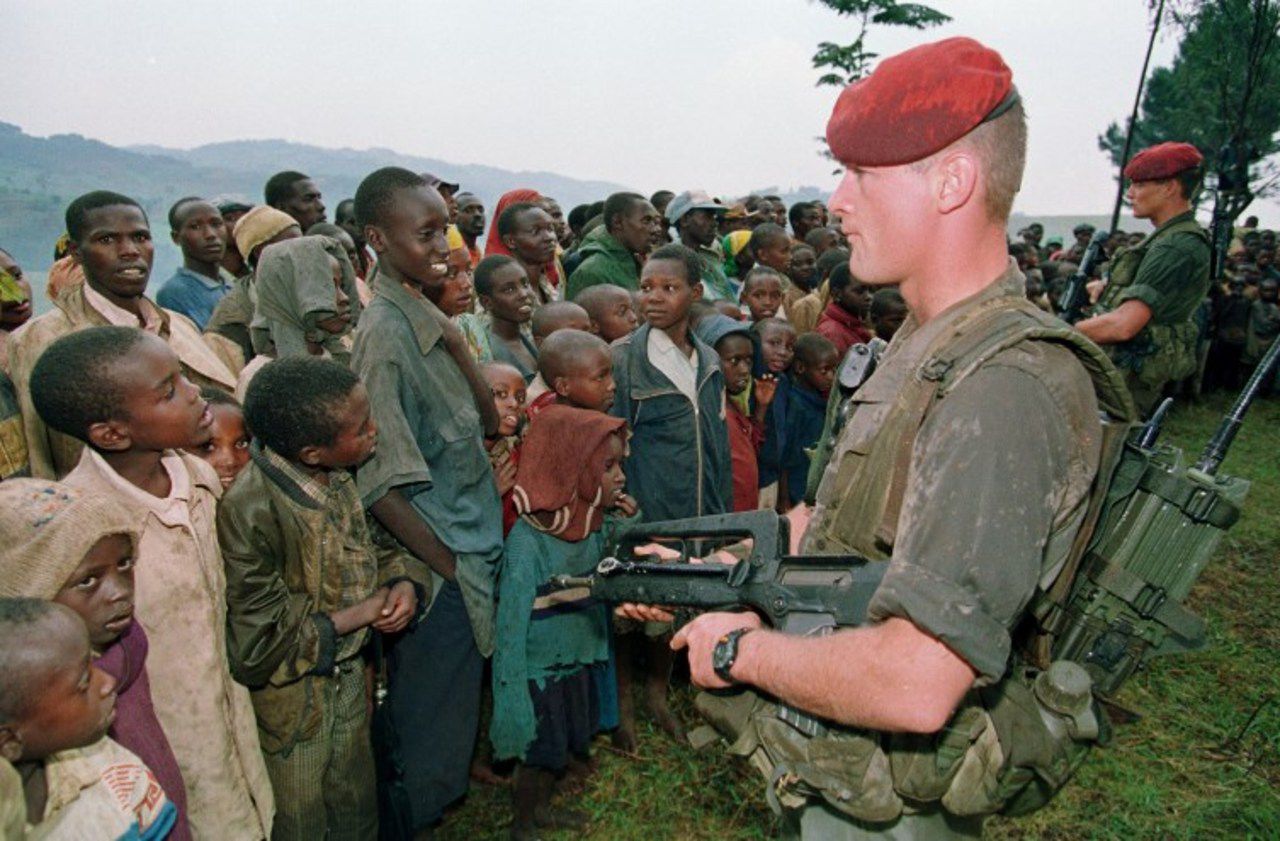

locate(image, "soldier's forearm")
(733, 616), (976, 733)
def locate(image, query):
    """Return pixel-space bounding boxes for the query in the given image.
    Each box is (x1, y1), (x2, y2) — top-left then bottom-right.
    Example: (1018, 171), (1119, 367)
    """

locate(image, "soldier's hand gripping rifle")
(550, 509), (886, 637)
(1057, 228), (1112, 324)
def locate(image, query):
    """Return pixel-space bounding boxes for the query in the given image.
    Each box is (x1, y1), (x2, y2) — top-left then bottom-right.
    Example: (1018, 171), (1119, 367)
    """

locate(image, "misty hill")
(0, 121), (634, 284)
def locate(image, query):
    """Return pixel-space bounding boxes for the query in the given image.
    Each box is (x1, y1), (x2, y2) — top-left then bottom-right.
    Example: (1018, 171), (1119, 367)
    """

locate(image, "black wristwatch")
(712, 628), (753, 685)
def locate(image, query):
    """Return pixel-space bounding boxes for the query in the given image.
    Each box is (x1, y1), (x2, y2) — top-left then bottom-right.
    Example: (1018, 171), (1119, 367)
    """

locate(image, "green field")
(444, 393), (1280, 840)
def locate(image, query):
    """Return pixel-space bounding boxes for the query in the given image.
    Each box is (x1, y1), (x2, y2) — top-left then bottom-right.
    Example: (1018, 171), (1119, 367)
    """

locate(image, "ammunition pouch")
(694, 660), (1104, 821)
(1110, 321), (1200, 388)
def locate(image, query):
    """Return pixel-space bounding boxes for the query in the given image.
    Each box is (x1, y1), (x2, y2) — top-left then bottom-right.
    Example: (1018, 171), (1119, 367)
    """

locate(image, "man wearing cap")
(214, 196), (255, 279)
(668, 190), (735, 300)
(1076, 142), (1211, 414)
(624, 36), (1119, 839)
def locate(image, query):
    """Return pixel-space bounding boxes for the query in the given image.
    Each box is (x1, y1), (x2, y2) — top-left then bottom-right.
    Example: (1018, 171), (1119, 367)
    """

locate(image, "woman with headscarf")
(484, 189), (564, 305)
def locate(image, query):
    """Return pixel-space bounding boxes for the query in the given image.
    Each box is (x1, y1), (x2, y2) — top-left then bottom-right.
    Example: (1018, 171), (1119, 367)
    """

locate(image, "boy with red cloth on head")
(490, 404), (638, 840)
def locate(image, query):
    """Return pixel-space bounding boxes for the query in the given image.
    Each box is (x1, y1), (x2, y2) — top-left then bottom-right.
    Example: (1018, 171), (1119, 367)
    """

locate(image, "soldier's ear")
(936, 149), (978, 214)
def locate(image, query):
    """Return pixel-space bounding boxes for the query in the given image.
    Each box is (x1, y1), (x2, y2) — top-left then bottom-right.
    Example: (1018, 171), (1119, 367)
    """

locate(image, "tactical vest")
(1097, 217), (1209, 388)
(696, 297), (1140, 822)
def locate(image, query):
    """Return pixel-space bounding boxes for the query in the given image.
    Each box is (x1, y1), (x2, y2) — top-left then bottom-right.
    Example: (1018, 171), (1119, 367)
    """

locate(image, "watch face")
(713, 631), (740, 681)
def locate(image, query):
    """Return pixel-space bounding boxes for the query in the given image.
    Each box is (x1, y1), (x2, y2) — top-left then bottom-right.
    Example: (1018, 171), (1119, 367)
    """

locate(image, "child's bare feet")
(610, 725), (637, 753)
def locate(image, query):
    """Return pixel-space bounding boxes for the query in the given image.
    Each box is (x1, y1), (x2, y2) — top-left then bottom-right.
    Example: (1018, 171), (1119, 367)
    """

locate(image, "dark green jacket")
(565, 227), (640, 299)
(218, 446), (420, 752)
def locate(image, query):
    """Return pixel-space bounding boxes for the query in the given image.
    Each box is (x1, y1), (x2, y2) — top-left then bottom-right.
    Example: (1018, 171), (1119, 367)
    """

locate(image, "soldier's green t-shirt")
(1109, 210), (1211, 325)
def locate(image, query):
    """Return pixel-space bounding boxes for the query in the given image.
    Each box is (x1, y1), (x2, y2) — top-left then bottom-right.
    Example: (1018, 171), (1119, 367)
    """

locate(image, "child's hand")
(754, 374), (778, 407)
(612, 493), (639, 517)
(371, 581), (418, 634)
(492, 450), (518, 495)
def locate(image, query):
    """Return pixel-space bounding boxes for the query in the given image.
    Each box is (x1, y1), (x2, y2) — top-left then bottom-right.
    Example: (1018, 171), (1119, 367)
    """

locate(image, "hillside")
(0, 121), (633, 286)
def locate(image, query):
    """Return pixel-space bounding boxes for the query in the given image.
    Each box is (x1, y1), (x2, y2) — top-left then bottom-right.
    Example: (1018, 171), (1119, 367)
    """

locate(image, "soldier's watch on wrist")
(712, 627), (753, 685)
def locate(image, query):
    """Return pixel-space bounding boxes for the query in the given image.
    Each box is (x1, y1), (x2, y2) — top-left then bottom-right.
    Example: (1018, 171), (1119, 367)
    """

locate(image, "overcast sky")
(5, 0), (1276, 226)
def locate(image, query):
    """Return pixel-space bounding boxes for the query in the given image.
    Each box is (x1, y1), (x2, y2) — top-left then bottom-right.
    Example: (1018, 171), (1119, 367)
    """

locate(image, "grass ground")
(443, 393), (1280, 840)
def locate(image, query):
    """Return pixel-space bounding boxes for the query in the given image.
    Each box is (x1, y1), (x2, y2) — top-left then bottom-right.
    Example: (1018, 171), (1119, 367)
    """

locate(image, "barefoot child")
(0, 480), (192, 839)
(609, 243), (732, 746)
(351, 167), (503, 834)
(0, 598), (177, 840)
(29, 326), (273, 839)
(491, 405), (637, 840)
(219, 357), (418, 839)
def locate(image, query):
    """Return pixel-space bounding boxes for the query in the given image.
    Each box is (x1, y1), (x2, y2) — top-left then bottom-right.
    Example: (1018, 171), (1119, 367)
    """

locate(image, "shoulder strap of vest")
(875, 297), (1138, 568)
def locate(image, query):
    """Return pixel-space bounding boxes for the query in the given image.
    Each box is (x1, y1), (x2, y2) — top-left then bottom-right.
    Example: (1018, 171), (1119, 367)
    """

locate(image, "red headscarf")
(484, 188), (560, 284)
(512, 404), (627, 543)
(484, 189), (542, 258)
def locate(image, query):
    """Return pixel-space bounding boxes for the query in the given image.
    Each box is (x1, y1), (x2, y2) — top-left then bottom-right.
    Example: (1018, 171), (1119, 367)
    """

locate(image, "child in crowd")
(695, 315), (762, 512)
(29, 326), (274, 839)
(0, 480), (191, 840)
(740, 266), (786, 324)
(218, 357), (418, 839)
(779, 334), (839, 509)
(478, 255), (540, 381)
(786, 243), (818, 313)
(1246, 277), (1280, 394)
(870, 287), (909, 343)
(573, 284), (639, 344)
(0, 597), (177, 840)
(484, 361), (529, 536)
(789, 247), (850, 335)
(236, 235), (357, 399)
(190, 387), (251, 491)
(526, 301), (592, 402)
(351, 168), (502, 834)
(491, 405), (637, 840)
(815, 262), (874, 356)
(155, 198), (229, 331)
(610, 243), (732, 746)
(529, 329), (616, 419)
(748, 223), (792, 275)
(754, 317), (797, 510)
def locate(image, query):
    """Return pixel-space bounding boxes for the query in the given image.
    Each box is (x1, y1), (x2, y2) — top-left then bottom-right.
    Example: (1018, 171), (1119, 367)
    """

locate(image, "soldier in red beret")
(1077, 141), (1212, 413)
(622, 36), (1127, 839)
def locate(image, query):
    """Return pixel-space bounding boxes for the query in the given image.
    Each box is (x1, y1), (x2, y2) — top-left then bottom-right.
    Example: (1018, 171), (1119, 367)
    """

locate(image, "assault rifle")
(1057, 228), (1112, 324)
(550, 510), (885, 637)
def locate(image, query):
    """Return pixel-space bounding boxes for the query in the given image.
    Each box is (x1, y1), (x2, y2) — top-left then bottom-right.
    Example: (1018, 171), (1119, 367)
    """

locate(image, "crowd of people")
(0, 71), (1276, 841)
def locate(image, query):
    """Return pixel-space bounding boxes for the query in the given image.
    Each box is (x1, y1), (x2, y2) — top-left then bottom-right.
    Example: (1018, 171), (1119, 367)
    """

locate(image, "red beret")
(825, 37), (1016, 168)
(1123, 142), (1204, 182)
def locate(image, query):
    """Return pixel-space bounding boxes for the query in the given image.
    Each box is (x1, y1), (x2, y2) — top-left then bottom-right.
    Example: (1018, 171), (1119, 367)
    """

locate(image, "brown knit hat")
(232, 205), (300, 265)
(0, 479), (142, 599)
